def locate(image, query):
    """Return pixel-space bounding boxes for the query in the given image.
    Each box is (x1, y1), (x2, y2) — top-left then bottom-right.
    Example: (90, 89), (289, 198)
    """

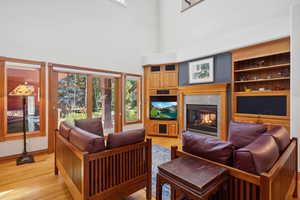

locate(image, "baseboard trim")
(0, 149), (49, 163)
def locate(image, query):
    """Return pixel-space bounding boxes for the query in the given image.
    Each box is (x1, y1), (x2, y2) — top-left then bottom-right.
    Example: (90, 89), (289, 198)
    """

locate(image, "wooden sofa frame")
(54, 132), (152, 200)
(171, 138), (298, 200)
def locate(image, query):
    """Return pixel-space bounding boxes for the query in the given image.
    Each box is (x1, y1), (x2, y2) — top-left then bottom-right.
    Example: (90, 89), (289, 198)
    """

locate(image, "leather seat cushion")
(228, 121), (267, 149)
(59, 121), (74, 140)
(182, 131), (234, 165)
(69, 127), (105, 153)
(74, 118), (104, 137)
(263, 126), (290, 153)
(107, 128), (145, 149)
(234, 135), (279, 175)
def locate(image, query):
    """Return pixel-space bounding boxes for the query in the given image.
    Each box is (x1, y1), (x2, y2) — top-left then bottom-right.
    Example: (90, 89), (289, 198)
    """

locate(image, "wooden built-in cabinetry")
(147, 64), (178, 89)
(231, 37), (290, 131)
(147, 120), (178, 137)
(144, 64), (179, 137)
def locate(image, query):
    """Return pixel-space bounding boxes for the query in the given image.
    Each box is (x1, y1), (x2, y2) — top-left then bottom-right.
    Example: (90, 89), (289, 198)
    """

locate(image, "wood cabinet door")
(149, 72), (161, 89)
(163, 71), (178, 88)
(167, 124), (177, 136)
(148, 122), (158, 135)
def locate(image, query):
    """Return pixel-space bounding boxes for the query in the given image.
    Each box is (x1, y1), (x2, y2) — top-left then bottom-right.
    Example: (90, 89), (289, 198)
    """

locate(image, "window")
(92, 77), (116, 135)
(7, 67), (41, 134)
(57, 73), (88, 125)
(124, 75), (142, 124)
(181, 0), (204, 12)
(0, 58), (46, 141)
(111, 0), (126, 6)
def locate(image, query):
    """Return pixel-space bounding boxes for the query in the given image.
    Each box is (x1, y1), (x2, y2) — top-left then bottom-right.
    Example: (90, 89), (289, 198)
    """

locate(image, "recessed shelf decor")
(235, 77), (290, 84)
(234, 63), (290, 73)
(233, 52), (290, 92)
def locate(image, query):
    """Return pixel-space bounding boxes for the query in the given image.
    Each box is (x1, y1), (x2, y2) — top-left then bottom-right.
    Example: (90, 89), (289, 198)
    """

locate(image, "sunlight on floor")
(0, 190), (13, 197)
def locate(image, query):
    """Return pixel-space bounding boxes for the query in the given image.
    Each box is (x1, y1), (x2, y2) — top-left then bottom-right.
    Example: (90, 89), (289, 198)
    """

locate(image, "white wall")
(155, 0), (291, 63)
(0, 0), (159, 157)
(291, 1), (300, 169)
(0, 0), (159, 74)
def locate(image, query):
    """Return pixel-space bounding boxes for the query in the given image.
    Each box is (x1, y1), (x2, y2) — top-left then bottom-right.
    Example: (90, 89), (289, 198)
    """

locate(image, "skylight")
(111, 0), (126, 6)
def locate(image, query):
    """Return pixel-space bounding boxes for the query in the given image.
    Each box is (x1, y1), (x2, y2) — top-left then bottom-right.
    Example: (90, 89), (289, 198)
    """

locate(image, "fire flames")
(192, 112), (216, 126)
(202, 113), (214, 124)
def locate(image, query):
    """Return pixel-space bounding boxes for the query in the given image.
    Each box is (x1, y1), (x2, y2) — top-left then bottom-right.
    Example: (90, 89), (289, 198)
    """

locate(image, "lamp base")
(16, 153), (35, 165)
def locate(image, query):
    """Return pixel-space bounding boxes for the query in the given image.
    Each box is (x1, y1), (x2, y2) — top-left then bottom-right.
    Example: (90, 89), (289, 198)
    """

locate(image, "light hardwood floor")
(0, 136), (298, 200)
(0, 137), (181, 200)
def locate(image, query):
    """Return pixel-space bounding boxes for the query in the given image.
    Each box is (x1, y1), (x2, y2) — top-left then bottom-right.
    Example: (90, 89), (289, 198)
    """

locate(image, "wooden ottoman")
(156, 155), (229, 200)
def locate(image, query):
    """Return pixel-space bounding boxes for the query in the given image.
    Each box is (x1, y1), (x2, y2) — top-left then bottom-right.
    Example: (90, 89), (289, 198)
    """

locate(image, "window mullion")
(87, 75), (93, 118)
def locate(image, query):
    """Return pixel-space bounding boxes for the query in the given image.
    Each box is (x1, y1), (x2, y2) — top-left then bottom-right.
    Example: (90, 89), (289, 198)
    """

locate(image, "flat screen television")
(150, 101), (177, 120)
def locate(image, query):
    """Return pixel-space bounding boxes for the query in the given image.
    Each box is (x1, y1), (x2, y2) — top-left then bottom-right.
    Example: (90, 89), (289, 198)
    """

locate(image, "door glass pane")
(57, 73), (87, 125)
(125, 79), (139, 122)
(92, 77), (115, 135)
(7, 67), (40, 134)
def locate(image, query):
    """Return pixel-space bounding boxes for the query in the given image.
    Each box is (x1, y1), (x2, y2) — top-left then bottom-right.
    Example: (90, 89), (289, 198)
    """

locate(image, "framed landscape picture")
(182, 0), (205, 12)
(189, 57), (214, 84)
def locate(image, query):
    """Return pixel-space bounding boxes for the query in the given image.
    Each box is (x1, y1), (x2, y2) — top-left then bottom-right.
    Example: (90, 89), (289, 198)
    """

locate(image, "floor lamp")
(9, 82), (35, 165)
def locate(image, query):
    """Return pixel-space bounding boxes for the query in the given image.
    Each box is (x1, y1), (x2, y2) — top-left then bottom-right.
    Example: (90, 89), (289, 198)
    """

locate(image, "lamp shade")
(9, 82), (35, 96)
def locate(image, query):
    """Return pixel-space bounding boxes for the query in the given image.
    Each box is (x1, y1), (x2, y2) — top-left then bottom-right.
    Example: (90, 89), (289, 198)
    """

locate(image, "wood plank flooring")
(0, 136), (298, 200)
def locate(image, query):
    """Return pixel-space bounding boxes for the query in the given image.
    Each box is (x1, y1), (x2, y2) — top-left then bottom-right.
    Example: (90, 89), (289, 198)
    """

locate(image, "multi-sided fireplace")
(186, 104), (218, 136)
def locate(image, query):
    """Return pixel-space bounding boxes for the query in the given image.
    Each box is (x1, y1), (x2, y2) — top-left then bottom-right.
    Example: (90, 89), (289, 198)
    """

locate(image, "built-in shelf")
(232, 38), (290, 132)
(234, 63), (290, 73)
(235, 90), (289, 95)
(235, 77), (290, 83)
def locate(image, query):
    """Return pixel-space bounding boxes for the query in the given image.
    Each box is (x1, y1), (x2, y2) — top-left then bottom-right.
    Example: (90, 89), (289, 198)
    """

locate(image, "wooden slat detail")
(87, 143), (149, 197)
(228, 176), (260, 200)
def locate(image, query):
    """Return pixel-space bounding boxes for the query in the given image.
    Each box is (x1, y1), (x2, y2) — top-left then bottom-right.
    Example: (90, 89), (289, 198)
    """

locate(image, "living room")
(0, 0), (300, 200)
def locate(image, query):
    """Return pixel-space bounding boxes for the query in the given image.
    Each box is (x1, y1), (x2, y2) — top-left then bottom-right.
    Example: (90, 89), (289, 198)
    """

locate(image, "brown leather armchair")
(173, 122), (298, 200)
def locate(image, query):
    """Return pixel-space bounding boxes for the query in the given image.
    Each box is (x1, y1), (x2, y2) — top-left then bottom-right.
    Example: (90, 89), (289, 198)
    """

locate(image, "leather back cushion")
(234, 135), (279, 175)
(107, 128), (145, 149)
(69, 127), (105, 153)
(228, 121), (267, 149)
(74, 118), (104, 137)
(182, 131), (234, 165)
(59, 121), (74, 140)
(263, 126), (290, 153)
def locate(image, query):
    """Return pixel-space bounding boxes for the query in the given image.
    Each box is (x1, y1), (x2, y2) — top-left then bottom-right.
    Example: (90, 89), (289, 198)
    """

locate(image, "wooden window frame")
(124, 73), (143, 125)
(0, 57), (46, 142)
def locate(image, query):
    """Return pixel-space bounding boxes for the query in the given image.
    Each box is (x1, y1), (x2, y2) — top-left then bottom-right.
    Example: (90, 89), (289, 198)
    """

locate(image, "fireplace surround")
(178, 83), (229, 140)
(186, 104), (218, 136)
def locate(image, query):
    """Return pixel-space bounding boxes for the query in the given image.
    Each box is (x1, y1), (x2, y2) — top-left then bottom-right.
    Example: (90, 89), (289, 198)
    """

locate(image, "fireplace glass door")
(186, 104), (218, 136)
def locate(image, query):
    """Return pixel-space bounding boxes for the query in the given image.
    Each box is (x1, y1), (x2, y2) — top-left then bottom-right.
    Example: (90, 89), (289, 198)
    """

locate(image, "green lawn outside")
(126, 108), (138, 122)
(60, 112), (87, 124)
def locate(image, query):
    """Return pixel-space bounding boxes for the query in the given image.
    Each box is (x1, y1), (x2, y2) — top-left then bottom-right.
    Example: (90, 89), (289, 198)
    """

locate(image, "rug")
(152, 144), (171, 200)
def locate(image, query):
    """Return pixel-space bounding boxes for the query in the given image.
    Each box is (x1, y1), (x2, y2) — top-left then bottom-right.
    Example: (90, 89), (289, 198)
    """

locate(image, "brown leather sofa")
(173, 121), (298, 200)
(55, 118), (152, 200)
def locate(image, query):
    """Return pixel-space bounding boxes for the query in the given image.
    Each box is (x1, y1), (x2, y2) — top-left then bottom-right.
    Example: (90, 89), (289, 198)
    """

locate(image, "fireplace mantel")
(178, 83), (230, 140)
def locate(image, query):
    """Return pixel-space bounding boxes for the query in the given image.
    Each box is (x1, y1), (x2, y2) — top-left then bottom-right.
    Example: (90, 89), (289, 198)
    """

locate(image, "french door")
(48, 64), (123, 153)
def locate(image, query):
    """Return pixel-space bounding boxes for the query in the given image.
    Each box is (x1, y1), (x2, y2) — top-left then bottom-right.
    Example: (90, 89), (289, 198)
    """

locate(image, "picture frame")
(188, 57), (214, 84)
